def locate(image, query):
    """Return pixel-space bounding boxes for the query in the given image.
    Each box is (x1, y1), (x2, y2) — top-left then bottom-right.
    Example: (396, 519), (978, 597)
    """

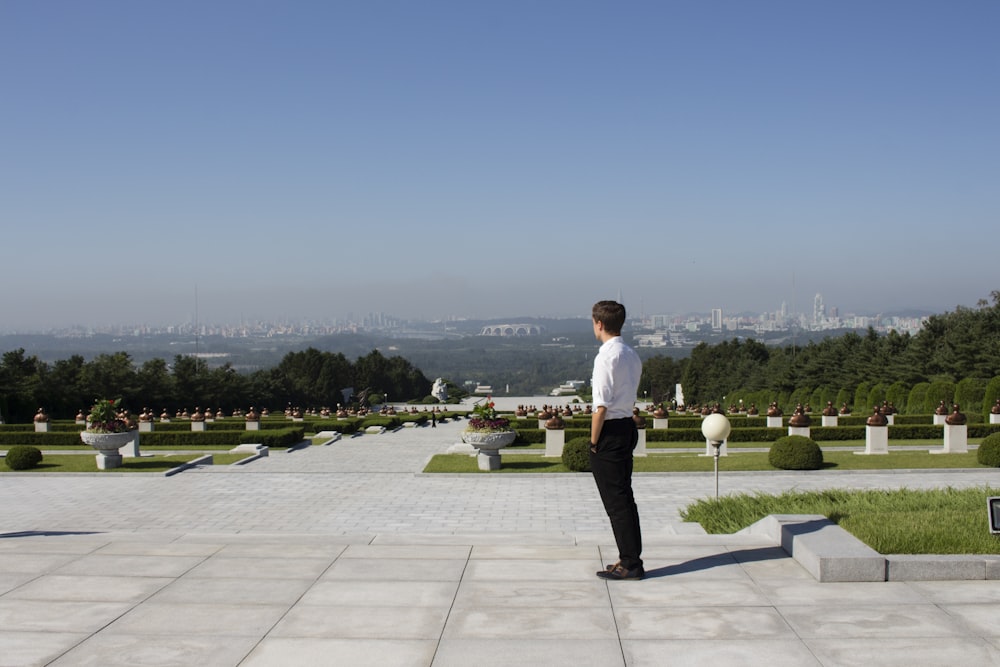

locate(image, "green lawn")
(3, 453), (251, 473)
(423, 450), (989, 473)
(681, 487), (1000, 554)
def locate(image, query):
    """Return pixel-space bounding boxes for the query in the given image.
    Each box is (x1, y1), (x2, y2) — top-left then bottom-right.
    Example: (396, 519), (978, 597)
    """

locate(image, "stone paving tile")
(615, 606), (797, 641)
(433, 638), (625, 667)
(148, 576), (314, 606)
(240, 637), (439, 667)
(320, 557), (467, 582)
(184, 554), (334, 579)
(2, 574), (172, 604)
(777, 603), (972, 639)
(453, 579), (609, 609)
(103, 601), (290, 637)
(803, 637), (1000, 666)
(0, 599), (135, 633)
(297, 580), (459, 608)
(47, 633), (261, 667)
(621, 638), (822, 667)
(270, 604), (450, 639)
(442, 606), (618, 640)
(0, 631), (91, 667)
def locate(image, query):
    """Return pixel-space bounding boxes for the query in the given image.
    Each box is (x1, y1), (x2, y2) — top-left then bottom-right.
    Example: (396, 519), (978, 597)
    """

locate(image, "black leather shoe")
(597, 563), (644, 580)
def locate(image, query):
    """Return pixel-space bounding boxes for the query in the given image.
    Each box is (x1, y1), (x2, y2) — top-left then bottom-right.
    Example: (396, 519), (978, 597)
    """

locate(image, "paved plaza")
(1, 417), (999, 666)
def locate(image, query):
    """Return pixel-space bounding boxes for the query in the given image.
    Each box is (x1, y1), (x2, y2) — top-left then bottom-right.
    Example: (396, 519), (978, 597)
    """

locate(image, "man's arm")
(590, 405), (607, 451)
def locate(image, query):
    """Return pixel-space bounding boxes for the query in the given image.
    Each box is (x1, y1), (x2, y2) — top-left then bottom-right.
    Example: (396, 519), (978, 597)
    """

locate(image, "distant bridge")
(479, 323), (544, 336)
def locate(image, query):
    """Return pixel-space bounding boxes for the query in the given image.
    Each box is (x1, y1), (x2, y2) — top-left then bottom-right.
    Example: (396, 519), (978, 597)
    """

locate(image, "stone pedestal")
(139, 421), (154, 433)
(75, 419), (86, 426)
(886, 415), (895, 425)
(788, 426), (810, 438)
(634, 429), (647, 457)
(702, 438), (727, 457)
(536, 419), (547, 430)
(544, 429), (565, 457)
(191, 421), (206, 432)
(119, 432), (141, 458)
(766, 416), (783, 428)
(477, 450), (501, 471)
(990, 414), (1000, 425)
(931, 424), (968, 454)
(933, 414), (946, 425)
(95, 452), (123, 470)
(653, 418), (668, 430)
(34, 422), (50, 432)
(246, 421), (260, 431)
(857, 426), (889, 455)
(821, 415), (838, 427)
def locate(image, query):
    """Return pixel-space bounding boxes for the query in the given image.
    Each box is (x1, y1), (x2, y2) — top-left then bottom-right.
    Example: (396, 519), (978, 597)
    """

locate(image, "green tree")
(983, 376), (1000, 418)
(641, 355), (683, 404)
(906, 382), (930, 415)
(171, 355), (209, 409)
(39, 354), (86, 418)
(82, 352), (138, 409)
(954, 377), (988, 416)
(853, 382), (871, 414)
(924, 381), (955, 414)
(0, 349), (45, 422)
(135, 358), (175, 413)
(866, 383), (887, 411)
(885, 381), (909, 414)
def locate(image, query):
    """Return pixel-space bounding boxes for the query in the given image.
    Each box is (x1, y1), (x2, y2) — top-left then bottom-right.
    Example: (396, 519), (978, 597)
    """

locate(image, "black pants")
(589, 417), (642, 570)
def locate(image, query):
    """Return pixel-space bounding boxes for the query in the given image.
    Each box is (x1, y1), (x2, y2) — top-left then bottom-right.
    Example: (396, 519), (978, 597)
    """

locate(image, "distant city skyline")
(0, 291), (935, 338)
(2, 2), (997, 330)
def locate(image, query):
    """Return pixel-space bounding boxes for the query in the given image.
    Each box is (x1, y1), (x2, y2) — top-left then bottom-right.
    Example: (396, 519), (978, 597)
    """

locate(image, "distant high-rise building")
(813, 293), (825, 324)
(711, 308), (723, 331)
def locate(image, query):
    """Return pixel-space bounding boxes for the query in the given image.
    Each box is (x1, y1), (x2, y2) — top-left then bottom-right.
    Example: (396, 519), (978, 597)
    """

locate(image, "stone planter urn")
(81, 430), (135, 469)
(461, 430), (516, 471)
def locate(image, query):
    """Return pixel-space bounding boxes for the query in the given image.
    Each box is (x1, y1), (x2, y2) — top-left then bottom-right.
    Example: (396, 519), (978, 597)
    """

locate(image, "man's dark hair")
(592, 301), (626, 335)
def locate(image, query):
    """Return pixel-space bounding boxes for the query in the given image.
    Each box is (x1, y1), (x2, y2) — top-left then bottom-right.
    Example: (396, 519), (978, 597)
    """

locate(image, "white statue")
(431, 378), (448, 402)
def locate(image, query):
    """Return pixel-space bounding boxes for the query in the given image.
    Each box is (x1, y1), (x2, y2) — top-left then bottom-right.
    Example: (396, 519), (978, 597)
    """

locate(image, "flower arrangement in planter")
(462, 398), (515, 471)
(85, 398), (132, 433)
(465, 397), (511, 433)
(80, 399), (135, 469)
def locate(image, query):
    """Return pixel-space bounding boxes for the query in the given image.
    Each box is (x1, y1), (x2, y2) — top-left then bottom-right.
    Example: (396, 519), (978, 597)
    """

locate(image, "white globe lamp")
(701, 412), (732, 498)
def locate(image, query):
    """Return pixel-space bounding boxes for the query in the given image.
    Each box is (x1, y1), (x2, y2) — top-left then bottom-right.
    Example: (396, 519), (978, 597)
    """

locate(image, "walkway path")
(0, 419), (998, 665)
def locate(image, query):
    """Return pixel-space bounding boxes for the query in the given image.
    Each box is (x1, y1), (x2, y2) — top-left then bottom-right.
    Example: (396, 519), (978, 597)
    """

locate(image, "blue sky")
(2, 1), (998, 330)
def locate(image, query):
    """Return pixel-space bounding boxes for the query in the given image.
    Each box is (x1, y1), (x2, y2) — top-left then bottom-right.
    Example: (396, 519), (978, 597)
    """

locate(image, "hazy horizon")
(2, 2), (997, 330)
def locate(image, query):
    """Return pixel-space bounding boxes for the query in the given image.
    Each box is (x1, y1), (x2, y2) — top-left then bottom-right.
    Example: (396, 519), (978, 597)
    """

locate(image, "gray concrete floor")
(1, 418), (998, 666)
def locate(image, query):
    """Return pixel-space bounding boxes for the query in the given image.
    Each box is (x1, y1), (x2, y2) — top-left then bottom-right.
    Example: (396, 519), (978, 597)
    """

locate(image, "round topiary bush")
(768, 435), (823, 470)
(5, 445), (43, 471)
(977, 432), (1000, 467)
(562, 436), (592, 472)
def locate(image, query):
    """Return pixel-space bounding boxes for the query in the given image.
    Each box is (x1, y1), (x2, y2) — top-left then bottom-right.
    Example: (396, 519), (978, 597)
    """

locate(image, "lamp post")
(701, 413), (732, 499)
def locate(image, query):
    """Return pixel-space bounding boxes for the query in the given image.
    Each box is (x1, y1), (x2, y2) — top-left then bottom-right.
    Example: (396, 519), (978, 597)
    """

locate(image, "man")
(589, 300), (644, 580)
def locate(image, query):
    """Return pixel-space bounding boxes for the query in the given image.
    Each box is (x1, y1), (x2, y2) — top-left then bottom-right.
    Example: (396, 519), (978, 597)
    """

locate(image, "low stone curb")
(164, 454), (213, 477)
(741, 514), (1000, 582)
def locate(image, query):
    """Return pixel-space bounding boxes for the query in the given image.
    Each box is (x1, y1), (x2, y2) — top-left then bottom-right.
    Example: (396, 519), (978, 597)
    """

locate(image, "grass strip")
(4, 453), (251, 473)
(680, 487), (1000, 554)
(423, 450), (990, 473)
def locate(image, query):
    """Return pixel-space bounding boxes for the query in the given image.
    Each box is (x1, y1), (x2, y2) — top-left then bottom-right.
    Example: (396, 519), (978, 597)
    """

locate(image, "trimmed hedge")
(4, 445), (43, 470)
(769, 435), (824, 470)
(562, 436), (592, 472)
(239, 427), (305, 448)
(977, 432), (1000, 467)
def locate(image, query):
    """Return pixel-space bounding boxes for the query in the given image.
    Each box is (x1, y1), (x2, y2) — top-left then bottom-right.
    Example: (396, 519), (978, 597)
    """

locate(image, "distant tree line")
(643, 290), (1000, 417)
(4, 292), (999, 422)
(0, 347), (431, 422)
